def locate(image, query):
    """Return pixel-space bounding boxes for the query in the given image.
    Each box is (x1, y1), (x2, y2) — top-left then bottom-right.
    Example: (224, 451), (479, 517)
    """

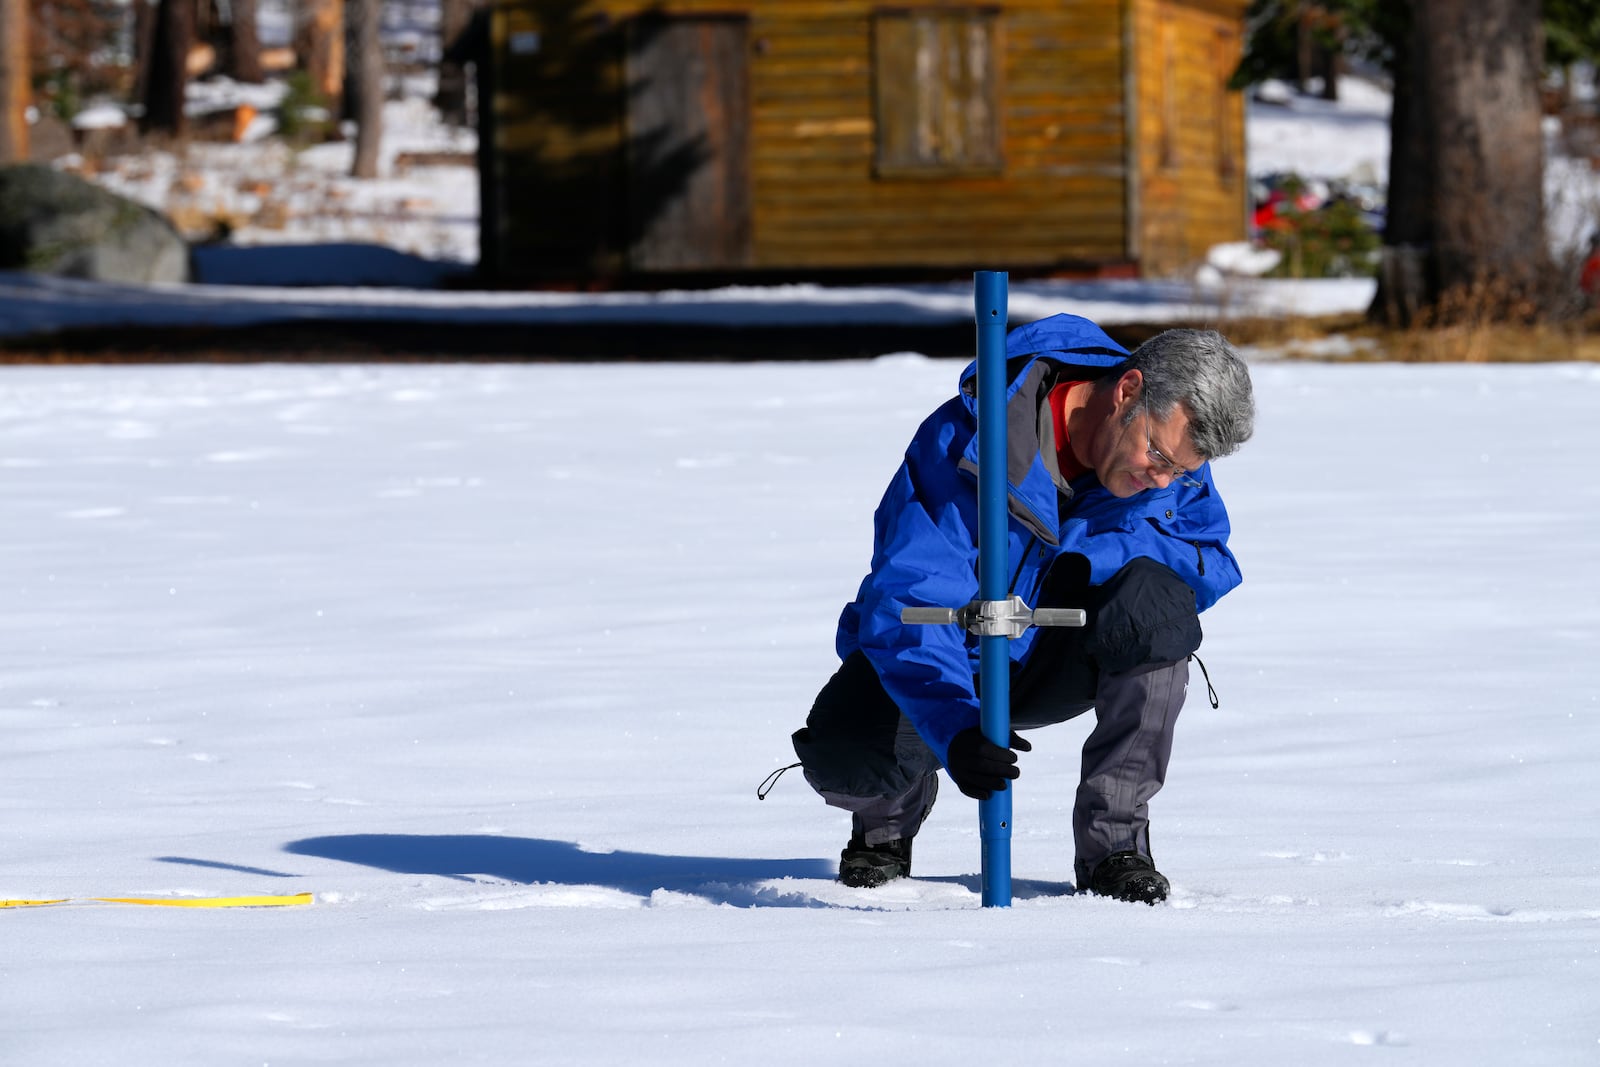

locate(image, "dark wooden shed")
(478, 0), (1249, 284)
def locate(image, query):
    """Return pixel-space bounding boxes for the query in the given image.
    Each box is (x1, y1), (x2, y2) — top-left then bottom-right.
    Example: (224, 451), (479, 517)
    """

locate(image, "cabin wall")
(488, 0), (1246, 280)
(1129, 0), (1248, 276)
(738, 1), (1133, 270)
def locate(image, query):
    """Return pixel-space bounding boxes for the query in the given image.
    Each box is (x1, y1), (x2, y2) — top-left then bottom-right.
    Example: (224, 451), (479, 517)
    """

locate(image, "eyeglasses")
(1144, 402), (1204, 489)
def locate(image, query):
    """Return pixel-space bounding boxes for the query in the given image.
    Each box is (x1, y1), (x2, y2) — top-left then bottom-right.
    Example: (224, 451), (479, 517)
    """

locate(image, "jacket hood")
(1003, 313), (1130, 365)
(955, 314), (1132, 543)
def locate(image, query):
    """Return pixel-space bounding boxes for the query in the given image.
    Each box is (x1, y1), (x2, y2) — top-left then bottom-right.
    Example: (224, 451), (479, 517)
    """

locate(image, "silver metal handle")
(899, 607), (958, 625)
(900, 598), (1086, 637)
(1030, 608), (1087, 627)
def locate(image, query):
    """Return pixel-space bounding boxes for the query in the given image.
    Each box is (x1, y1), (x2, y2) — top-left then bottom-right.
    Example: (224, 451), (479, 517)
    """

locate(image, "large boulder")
(0, 164), (191, 284)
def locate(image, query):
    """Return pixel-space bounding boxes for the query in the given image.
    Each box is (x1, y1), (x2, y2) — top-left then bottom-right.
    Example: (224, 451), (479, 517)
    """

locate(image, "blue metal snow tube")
(974, 271), (1011, 908)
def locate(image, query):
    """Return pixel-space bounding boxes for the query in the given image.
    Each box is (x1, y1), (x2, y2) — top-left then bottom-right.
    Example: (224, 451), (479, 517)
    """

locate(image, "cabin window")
(872, 8), (1002, 176)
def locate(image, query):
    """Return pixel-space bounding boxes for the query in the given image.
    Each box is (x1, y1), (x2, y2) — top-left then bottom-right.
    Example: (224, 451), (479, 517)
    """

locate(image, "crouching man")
(792, 314), (1255, 904)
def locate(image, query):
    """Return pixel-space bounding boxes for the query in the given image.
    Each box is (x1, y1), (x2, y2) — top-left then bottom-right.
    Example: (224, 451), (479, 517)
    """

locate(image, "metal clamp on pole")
(900, 598), (1086, 638)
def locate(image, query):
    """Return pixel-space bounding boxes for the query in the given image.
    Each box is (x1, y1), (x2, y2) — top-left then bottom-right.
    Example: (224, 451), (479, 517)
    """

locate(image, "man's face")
(1091, 375), (1206, 498)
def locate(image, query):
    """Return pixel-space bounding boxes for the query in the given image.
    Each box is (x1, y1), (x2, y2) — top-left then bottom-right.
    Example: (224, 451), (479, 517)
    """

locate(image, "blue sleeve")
(850, 404), (984, 766)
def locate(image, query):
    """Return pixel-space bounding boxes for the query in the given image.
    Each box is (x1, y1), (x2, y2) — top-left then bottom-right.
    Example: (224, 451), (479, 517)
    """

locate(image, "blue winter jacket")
(834, 313), (1242, 766)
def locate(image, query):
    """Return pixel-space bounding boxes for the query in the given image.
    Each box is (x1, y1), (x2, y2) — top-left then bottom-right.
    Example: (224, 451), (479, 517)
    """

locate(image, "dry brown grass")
(1213, 306), (1600, 363)
(1375, 319), (1600, 362)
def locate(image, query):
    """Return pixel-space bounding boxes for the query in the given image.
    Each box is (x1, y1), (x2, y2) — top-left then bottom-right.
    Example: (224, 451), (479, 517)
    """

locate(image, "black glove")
(945, 727), (1032, 800)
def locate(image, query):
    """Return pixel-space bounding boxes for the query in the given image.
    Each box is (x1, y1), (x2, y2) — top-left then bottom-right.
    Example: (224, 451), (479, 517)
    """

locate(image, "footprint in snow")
(1178, 999), (1239, 1012)
(1263, 849), (1351, 863)
(1349, 1030), (1407, 1047)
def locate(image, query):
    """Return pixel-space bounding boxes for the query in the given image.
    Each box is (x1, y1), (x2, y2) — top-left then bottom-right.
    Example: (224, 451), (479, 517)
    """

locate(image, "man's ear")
(1115, 368), (1144, 409)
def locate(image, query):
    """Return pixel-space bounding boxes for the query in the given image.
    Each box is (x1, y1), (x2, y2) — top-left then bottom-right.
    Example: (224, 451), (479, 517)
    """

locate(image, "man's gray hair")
(1113, 329), (1255, 460)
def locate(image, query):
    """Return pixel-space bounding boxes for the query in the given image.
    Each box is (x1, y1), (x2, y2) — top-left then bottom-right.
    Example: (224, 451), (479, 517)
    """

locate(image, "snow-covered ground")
(2, 38), (1598, 1067)
(3, 357), (1598, 1063)
(78, 90), (482, 267)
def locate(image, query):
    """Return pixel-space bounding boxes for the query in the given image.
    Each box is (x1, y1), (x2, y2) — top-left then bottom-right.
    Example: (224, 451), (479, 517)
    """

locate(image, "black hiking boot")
(1087, 851), (1170, 905)
(839, 836), (913, 888)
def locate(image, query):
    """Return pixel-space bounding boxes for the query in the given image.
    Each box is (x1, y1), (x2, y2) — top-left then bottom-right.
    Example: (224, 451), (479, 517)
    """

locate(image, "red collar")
(1048, 381), (1089, 481)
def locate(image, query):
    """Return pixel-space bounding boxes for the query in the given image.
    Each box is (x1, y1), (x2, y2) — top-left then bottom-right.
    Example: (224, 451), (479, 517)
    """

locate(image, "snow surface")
(2, 49), (1598, 1067)
(3, 357), (1599, 1064)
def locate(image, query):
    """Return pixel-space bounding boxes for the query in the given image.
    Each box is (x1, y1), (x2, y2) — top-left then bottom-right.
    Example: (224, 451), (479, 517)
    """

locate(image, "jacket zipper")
(1191, 541), (1206, 576)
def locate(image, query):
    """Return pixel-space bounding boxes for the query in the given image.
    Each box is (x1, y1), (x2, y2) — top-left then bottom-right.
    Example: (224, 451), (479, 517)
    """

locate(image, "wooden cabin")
(478, 0), (1249, 284)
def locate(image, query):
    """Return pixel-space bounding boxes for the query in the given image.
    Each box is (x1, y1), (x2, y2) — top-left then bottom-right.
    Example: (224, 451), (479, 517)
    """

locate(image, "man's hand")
(945, 727), (1032, 800)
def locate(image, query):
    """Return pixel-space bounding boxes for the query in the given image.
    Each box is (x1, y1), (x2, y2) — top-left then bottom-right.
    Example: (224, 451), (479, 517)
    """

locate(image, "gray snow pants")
(792, 556), (1201, 883)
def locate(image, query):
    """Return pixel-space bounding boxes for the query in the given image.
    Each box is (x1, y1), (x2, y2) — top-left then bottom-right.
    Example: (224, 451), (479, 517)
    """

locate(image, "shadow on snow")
(282, 833), (843, 908)
(280, 834), (1081, 908)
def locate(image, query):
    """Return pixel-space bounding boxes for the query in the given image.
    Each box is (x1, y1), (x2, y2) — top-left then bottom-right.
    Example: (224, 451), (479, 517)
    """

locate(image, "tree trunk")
(141, 0), (194, 139)
(1371, 6), (1432, 327)
(132, 0), (159, 108)
(1421, 0), (1547, 316)
(229, 0), (263, 82)
(295, 0), (344, 112)
(0, 0), (28, 163)
(1370, 0), (1549, 326)
(1295, 3), (1315, 95)
(1315, 27), (1341, 101)
(434, 0), (475, 126)
(347, 0), (382, 178)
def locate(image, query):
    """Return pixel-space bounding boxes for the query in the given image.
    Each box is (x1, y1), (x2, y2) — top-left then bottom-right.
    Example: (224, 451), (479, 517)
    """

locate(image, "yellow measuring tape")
(3, 893), (313, 909)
